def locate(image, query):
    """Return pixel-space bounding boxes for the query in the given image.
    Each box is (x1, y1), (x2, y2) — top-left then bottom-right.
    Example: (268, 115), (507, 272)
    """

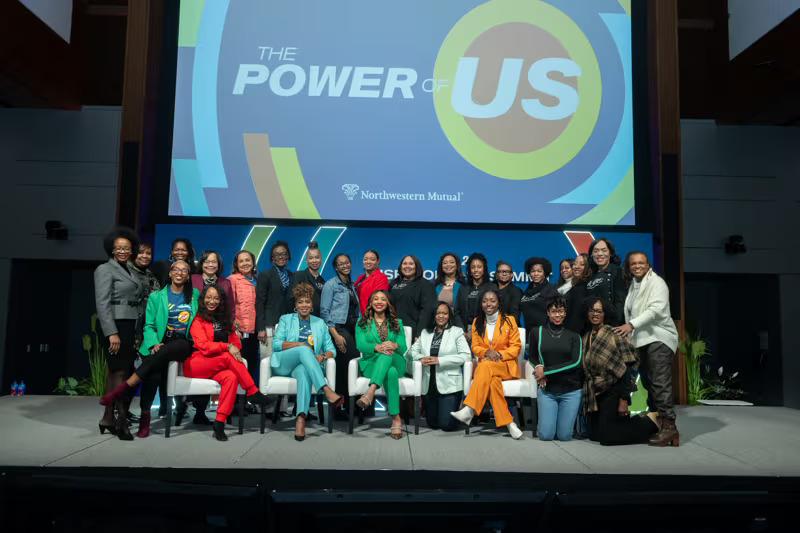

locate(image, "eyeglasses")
(496, 270), (512, 274)
(548, 309), (567, 316)
(170, 268), (190, 274)
(113, 247), (132, 253)
(588, 309), (604, 315)
(273, 252), (289, 258)
(204, 260), (219, 265)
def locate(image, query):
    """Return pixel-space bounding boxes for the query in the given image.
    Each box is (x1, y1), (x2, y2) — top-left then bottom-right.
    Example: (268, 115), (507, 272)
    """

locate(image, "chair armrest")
(463, 360), (473, 396)
(411, 360), (423, 396)
(524, 360), (538, 398)
(348, 356), (362, 394)
(166, 361), (179, 396)
(259, 355), (272, 393)
(324, 357), (336, 391)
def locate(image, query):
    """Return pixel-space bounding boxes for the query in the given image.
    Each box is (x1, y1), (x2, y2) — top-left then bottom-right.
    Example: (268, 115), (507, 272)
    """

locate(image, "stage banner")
(155, 224), (652, 286)
(170, 0), (636, 225)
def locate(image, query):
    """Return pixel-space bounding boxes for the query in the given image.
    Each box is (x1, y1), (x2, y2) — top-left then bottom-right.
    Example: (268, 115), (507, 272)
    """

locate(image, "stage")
(2, 396), (799, 531)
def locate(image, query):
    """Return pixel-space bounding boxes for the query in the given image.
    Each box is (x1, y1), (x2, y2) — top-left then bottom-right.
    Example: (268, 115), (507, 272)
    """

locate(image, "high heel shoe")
(356, 393), (373, 410)
(649, 418), (680, 447)
(294, 414), (307, 442)
(115, 418), (134, 441)
(390, 421), (404, 440)
(327, 394), (345, 409)
(99, 422), (117, 435)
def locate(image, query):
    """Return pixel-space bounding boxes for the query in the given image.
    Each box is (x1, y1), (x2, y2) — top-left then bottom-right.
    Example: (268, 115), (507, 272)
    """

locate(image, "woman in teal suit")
(272, 283), (344, 440)
(355, 290), (408, 439)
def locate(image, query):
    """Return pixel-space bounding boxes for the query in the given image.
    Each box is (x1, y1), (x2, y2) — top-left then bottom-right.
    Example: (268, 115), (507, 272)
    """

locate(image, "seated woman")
(354, 290), (408, 439)
(531, 296), (584, 441)
(183, 285), (270, 441)
(582, 297), (659, 445)
(410, 302), (471, 431)
(450, 289), (523, 440)
(271, 283), (344, 441)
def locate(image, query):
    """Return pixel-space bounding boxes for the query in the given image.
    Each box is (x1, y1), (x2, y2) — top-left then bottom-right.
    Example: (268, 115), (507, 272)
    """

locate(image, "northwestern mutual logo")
(342, 183), (360, 200)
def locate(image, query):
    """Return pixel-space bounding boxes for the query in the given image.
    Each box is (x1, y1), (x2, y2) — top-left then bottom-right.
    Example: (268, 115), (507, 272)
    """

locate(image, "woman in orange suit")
(450, 288), (524, 439)
(183, 285), (268, 441)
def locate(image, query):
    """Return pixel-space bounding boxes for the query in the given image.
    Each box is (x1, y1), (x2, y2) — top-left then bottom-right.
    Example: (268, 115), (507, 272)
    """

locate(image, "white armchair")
(347, 326), (423, 435)
(258, 343), (337, 434)
(163, 360), (247, 438)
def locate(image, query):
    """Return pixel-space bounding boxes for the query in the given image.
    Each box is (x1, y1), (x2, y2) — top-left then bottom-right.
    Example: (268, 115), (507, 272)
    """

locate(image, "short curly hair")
(292, 282), (315, 303)
(103, 226), (140, 257)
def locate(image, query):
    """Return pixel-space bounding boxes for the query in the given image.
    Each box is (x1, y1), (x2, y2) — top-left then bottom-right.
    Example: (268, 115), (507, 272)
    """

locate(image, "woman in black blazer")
(292, 241), (325, 317)
(94, 227), (144, 440)
(151, 237), (197, 287)
(256, 240), (295, 342)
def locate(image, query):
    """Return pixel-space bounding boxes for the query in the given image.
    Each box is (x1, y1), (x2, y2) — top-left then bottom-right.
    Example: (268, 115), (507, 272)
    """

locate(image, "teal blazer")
(271, 312), (335, 368)
(140, 286), (199, 356)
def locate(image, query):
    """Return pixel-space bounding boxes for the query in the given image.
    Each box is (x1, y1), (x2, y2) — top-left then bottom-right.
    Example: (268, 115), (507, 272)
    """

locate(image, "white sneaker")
(507, 422), (523, 440)
(450, 406), (475, 425)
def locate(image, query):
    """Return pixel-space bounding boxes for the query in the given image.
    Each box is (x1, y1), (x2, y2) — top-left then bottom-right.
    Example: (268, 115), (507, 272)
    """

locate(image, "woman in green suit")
(355, 290), (408, 439)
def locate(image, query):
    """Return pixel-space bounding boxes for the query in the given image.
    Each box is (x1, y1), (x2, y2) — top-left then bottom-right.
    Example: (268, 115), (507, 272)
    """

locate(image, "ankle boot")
(247, 390), (269, 407)
(212, 421), (228, 441)
(649, 417), (679, 447)
(100, 381), (130, 406)
(136, 412), (151, 438)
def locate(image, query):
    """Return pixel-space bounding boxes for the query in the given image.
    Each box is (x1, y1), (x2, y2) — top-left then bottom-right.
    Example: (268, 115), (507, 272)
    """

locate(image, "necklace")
(546, 323), (564, 339)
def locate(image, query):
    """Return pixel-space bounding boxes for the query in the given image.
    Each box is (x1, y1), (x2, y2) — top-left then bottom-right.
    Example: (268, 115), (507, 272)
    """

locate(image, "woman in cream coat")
(410, 302), (471, 431)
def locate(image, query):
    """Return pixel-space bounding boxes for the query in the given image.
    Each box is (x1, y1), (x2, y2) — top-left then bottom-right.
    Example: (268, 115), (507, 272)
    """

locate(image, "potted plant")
(681, 332), (709, 405)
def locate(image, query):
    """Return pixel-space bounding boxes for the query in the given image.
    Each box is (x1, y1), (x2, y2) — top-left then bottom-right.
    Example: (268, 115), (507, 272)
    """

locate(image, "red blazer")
(189, 316), (242, 358)
(354, 270), (389, 314)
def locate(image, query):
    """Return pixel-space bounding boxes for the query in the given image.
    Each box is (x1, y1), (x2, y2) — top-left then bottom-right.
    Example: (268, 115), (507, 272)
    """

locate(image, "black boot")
(212, 421), (228, 441)
(247, 390), (269, 407)
(174, 401), (188, 426)
(115, 400), (134, 441)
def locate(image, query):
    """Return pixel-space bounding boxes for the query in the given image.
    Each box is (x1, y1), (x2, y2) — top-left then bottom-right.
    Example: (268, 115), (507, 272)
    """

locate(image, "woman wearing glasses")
(494, 260), (522, 324)
(94, 227), (144, 440)
(191, 250), (234, 319)
(586, 238), (627, 326)
(257, 241), (296, 341)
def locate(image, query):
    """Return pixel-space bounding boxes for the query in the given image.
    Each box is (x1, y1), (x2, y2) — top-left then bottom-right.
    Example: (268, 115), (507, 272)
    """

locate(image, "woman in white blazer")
(410, 302), (471, 431)
(614, 251), (680, 447)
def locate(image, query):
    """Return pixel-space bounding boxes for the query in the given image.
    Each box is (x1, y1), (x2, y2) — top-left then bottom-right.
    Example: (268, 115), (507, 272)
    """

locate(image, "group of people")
(94, 227), (680, 446)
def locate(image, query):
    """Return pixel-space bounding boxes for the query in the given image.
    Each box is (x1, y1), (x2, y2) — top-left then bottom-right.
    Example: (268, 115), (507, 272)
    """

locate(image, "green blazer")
(355, 319), (408, 376)
(139, 286), (199, 356)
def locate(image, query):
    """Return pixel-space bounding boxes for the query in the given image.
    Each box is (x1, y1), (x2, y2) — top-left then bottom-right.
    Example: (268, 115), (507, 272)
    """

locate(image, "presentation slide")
(170, 0), (636, 225)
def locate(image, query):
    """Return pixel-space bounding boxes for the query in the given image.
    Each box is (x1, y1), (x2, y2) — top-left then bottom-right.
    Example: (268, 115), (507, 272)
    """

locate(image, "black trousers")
(638, 341), (676, 420)
(588, 390), (658, 445)
(138, 338), (193, 411)
(333, 324), (359, 398)
(241, 334), (260, 386)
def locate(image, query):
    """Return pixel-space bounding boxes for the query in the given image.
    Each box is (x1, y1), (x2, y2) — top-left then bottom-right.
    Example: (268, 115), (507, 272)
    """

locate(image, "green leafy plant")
(53, 314), (108, 396)
(54, 377), (80, 395)
(700, 365), (745, 401)
(682, 333), (710, 405)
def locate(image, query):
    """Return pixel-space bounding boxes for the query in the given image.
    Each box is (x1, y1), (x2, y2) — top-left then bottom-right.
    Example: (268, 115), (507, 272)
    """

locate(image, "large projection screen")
(169, 0), (637, 226)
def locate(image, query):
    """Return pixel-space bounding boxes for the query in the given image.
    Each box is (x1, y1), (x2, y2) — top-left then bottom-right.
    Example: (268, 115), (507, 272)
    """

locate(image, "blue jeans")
(272, 346), (328, 416)
(537, 388), (582, 441)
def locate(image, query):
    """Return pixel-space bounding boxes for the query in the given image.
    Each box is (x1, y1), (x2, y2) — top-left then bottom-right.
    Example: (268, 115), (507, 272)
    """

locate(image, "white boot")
(507, 422), (523, 440)
(450, 406), (475, 425)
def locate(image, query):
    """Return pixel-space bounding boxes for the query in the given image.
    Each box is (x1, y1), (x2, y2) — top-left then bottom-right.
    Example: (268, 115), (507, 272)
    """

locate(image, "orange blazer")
(471, 314), (522, 378)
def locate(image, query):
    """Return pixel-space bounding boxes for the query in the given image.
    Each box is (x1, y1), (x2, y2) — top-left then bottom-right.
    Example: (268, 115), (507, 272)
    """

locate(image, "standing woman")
(320, 253), (361, 414)
(191, 250), (234, 319)
(228, 250), (260, 385)
(556, 259), (574, 295)
(410, 303), (471, 431)
(100, 260), (197, 438)
(531, 297), (584, 442)
(355, 290), (408, 439)
(292, 241), (325, 316)
(257, 240), (295, 342)
(433, 252), (465, 315)
(586, 238), (627, 326)
(131, 242), (161, 303)
(184, 285), (269, 441)
(389, 255), (436, 340)
(451, 289), (523, 440)
(271, 283), (344, 441)
(614, 251), (680, 447)
(519, 257), (558, 330)
(152, 237), (197, 287)
(94, 227), (144, 439)
(354, 249), (389, 315)
(454, 252), (496, 338)
(582, 297), (659, 445)
(565, 253), (592, 333)
(494, 260), (522, 324)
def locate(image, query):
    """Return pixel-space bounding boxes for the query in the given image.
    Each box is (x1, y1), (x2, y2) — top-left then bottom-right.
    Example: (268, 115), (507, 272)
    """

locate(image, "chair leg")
(348, 396), (355, 434)
(516, 400), (525, 430)
(513, 401), (523, 429)
(238, 394), (245, 435)
(530, 397), (538, 438)
(327, 400), (334, 434)
(413, 396), (420, 435)
(260, 398), (267, 434)
(164, 395), (173, 438)
(317, 395), (325, 425)
(272, 395), (282, 424)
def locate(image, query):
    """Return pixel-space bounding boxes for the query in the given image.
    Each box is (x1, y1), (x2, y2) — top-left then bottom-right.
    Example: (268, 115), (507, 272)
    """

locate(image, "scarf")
(581, 324), (638, 413)
(276, 266), (291, 290)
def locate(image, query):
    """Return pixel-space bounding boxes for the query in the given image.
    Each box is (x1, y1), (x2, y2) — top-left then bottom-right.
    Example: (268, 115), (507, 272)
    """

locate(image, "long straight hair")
(358, 290), (400, 333)
(473, 288), (513, 338)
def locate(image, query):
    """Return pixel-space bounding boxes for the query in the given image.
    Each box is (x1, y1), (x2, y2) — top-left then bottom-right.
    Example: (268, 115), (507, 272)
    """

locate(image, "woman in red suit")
(354, 249), (389, 315)
(183, 285), (268, 441)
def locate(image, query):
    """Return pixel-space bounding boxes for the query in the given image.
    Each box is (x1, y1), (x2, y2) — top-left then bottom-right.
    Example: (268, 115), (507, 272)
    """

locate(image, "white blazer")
(624, 269), (679, 352)
(410, 326), (471, 395)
